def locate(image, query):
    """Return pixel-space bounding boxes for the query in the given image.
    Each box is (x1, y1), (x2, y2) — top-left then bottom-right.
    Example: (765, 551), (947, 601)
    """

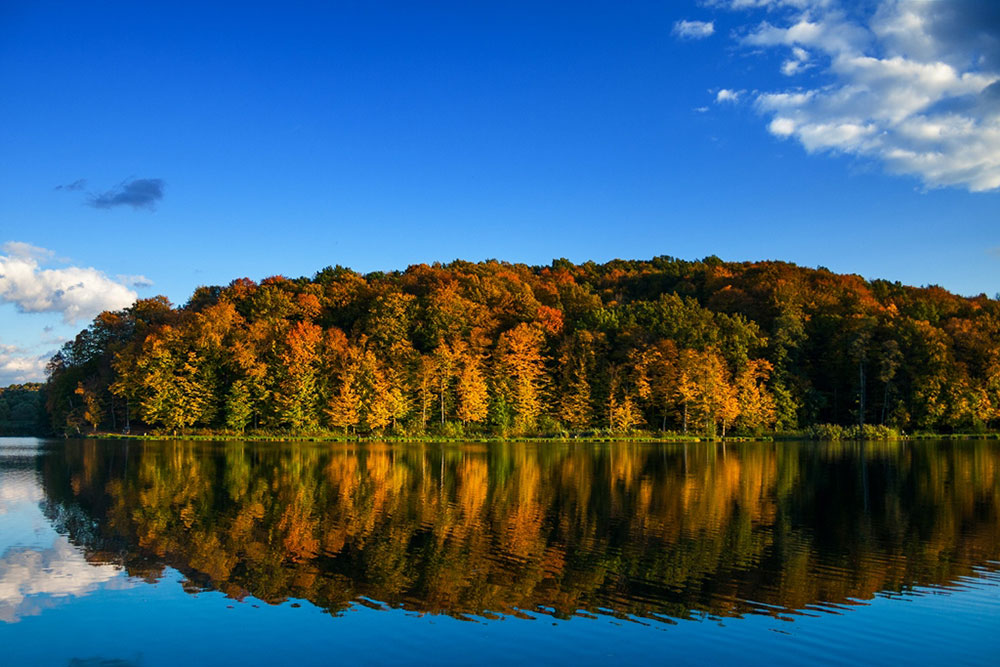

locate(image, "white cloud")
(673, 20), (715, 40)
(769, 117), (796, 135)
(0, 242), (138, 324)
(0, 344), (51, 385)
(781, 46), (812, 75)
(117, 274), (154, 289)
(0, 242), (53, 262)
(709, 1), (819, 9)
(716, 88), (743, 103)
(721, 0), (1000, 191)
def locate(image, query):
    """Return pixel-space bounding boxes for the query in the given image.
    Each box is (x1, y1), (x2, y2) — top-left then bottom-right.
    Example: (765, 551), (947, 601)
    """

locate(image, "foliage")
(43, 257), (1000, 436)
(0, 383), (48, 435)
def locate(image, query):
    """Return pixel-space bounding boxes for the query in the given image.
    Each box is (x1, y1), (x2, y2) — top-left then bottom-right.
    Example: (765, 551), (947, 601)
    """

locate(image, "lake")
(1, 437), (998, 665)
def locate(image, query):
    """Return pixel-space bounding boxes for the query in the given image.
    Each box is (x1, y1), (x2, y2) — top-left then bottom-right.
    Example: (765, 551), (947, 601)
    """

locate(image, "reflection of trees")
(40, 440), (1000, 622)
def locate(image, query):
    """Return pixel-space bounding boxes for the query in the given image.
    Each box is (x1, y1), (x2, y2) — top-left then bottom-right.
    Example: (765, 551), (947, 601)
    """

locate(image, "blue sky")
(1, 0), (999, 383)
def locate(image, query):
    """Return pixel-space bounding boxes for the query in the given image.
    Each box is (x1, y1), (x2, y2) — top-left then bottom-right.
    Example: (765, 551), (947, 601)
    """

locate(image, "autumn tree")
(272, 321), (323, 430)
(74, 380), (104, 433)
(555, 331), (598, 431)
(455, 345), (489, 426)
(129, 326), (215, 432)
(735, 359), (776, 434)
(635, 339), (679, 431)
(494, 323), (549, 433)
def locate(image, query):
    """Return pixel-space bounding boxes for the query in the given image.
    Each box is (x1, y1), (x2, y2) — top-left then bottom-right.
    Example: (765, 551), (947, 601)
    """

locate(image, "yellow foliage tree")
(456, 348), (489, 425)
(494, 323), (549, 433)
(735, 359), (776, 433)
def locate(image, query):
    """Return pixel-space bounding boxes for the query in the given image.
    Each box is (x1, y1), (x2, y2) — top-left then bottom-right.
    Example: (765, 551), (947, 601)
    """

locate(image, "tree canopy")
(43, 256), (1000, 436)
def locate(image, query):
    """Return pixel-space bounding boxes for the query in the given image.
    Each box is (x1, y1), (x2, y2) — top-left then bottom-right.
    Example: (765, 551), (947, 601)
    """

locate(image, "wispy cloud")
(1, 242), (54, 262)
(54, 179), (86, 191)
(89, 178), (165, 210)
(708, 0), (1000, 192)
(673, 20), (715, 40)
(117, 274), (154, 289)
(780, 46), (812, 75)
(0, 241), (138, 324)
(715, 88), (743, 103)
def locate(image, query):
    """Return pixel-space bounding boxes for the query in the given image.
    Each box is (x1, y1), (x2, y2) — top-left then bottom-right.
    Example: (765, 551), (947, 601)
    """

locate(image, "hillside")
(43, 256), (1000, 437)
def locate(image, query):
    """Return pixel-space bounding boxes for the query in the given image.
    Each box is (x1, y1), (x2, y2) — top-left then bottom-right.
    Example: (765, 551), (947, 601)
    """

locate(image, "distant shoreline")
(20, 431), (1000, 443)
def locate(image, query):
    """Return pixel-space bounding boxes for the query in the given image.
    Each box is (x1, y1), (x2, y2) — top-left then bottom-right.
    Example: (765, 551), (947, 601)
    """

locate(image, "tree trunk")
(881, 382), (889, 425)
(859, 360), (866, 428)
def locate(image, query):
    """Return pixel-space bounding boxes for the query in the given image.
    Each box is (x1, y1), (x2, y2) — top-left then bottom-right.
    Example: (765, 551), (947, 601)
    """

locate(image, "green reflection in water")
(40, 440), (1000, 623)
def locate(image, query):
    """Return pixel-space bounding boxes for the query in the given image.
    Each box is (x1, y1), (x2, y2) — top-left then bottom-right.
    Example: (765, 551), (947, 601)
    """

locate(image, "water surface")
(2, 438), (998, 665)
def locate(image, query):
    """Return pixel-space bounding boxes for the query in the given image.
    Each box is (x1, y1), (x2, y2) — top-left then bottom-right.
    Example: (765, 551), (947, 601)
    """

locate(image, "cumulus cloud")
(781, 46), (812, 75)
(719, 0), (1000, 191)
(716, 88), (743, 103)
(89, 178), (164, 210)
(0, 242), (138, 324)
(0, 344), (51, 386)
(674, 20), (715, 40)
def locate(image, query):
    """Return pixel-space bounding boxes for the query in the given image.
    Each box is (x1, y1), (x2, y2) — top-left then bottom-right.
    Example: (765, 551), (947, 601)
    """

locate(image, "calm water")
(1, 438), (998, 665)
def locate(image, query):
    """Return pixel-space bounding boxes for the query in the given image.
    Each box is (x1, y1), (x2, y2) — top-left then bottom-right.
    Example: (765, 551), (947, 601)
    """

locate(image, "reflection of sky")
(0, 454), (127, 623)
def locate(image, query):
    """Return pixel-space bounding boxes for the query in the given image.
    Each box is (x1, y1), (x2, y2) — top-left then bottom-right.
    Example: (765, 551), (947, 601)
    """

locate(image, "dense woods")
(0, 383), (46, 435)
(43, 256), (1000, 437)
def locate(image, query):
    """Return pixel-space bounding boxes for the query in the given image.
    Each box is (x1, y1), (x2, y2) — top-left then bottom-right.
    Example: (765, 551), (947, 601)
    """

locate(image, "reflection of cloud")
(0, 474), (43, 516)
(0, 537), (124, 623)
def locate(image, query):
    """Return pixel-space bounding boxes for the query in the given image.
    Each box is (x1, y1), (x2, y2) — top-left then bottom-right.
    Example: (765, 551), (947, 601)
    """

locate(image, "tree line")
(0, 383), (46, 435)
(42, 256), (1000, 436)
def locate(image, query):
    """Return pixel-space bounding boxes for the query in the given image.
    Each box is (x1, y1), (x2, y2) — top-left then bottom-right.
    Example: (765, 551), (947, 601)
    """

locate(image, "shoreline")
(13, 431), (1000, 443)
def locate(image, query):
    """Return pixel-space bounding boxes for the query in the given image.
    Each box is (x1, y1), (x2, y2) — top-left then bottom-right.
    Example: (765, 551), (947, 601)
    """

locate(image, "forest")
(0, 383), (46, 435)
(40, 256), (1000, 437)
